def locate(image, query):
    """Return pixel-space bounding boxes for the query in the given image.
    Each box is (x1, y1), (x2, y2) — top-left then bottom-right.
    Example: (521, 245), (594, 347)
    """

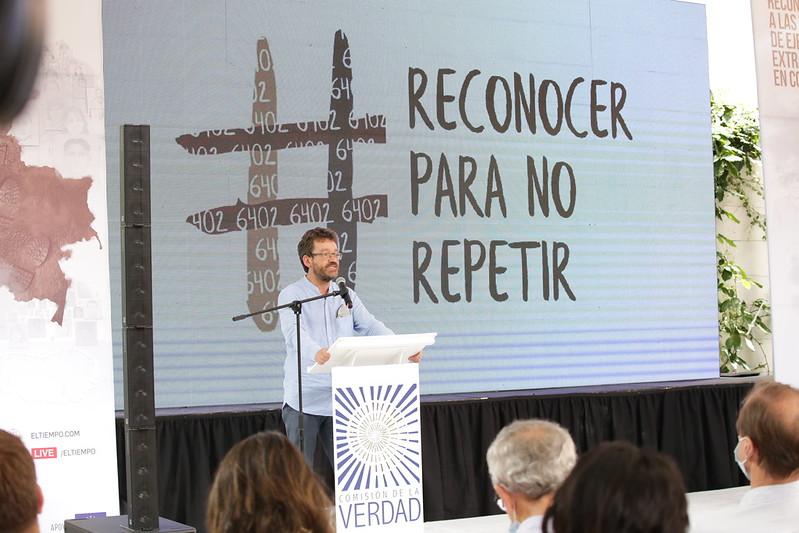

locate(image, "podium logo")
(31, 447), (57, 460)
(333, 383), (420, 490)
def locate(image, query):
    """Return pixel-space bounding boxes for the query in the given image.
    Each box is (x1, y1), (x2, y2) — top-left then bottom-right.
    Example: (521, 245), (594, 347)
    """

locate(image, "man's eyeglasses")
(310, 252), (343, 260)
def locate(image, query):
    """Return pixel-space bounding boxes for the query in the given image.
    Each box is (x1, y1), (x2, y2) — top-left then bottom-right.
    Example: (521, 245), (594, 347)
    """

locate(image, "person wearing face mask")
(486, 419), (577, 533)
(691, 381), (799, 533)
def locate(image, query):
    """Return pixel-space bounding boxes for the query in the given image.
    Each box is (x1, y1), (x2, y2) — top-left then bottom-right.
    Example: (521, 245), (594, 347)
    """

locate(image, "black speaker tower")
(65, 126), (193, 532)
(120, 124), (159, 531)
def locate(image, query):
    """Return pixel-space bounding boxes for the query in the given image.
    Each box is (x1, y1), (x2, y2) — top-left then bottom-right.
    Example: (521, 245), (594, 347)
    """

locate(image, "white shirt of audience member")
(689, 479), (799, 533)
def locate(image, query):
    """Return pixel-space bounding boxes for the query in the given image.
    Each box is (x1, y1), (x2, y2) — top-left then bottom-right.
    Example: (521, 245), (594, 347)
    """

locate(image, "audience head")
(735, 381), (799, 484)
(206, 431), (333, 533)
(0, 429), (42, 533)
(543, 441), (688, 533)
(486, 419), (577, 523)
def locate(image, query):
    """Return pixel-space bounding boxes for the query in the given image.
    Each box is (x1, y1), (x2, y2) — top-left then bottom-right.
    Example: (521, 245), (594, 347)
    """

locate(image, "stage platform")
(115, 377), (759, 532)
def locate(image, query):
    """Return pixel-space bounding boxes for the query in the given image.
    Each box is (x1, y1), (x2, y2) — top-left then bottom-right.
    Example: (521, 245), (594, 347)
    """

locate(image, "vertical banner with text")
(751, 0), (799, 387)
(332, 364), (423, 532)
(0, 0), (119, 530)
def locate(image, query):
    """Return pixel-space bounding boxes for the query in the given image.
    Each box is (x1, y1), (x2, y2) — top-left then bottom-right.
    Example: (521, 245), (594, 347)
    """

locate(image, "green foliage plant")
(711, 97), (771, 374)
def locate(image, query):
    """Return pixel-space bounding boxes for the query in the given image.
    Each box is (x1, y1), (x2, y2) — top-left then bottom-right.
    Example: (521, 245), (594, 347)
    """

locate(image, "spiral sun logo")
(334, 384), (421, 491)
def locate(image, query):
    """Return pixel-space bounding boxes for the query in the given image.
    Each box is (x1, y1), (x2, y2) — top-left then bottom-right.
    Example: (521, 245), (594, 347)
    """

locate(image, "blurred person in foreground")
(486, 419), (577, 533)
(691, 381), (799, 533)
(543, 441), (689, 533)
(0, 0), (45, 125)
(206, 431), (333, 533)
(0, 429), (44, 533)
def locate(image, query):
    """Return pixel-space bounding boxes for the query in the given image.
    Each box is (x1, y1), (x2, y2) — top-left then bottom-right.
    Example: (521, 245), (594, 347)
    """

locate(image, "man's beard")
(313, 262), (339, 282)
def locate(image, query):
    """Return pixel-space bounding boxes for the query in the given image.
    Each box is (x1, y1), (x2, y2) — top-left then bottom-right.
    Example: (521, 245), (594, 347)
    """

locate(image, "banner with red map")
(0, 1), (119, 530)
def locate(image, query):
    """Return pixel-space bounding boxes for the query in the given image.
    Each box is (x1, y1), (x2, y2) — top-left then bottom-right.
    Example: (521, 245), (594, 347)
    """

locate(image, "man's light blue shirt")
(279, 276), (394, 416)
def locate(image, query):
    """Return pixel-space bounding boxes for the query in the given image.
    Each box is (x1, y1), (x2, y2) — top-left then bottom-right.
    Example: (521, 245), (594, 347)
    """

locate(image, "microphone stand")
(231, 290), (343, 456)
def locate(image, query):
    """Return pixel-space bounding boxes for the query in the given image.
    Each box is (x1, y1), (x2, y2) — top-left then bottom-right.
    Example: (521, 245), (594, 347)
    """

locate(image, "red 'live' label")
(31, 447), (57, 459)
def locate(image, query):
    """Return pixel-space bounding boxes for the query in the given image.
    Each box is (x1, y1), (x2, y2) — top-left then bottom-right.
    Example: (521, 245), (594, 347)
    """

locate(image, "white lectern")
(308, 332), (436, 374)
(321, 332), (436, 533)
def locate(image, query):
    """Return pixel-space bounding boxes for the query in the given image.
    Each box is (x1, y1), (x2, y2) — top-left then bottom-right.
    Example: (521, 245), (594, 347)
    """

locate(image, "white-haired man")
(486, 419), (577, 533)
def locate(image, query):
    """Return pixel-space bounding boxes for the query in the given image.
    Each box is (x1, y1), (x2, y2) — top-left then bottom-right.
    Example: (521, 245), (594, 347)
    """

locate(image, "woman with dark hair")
(542, 441), (689, 533)
(206, 431), (334, 533)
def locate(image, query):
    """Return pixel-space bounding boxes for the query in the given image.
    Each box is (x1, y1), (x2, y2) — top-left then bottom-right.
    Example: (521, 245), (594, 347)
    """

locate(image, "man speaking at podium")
(278, 227), (421, 468)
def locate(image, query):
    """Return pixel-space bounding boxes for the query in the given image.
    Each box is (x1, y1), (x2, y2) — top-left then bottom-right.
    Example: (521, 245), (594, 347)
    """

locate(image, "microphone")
(335, 277), (353, 309)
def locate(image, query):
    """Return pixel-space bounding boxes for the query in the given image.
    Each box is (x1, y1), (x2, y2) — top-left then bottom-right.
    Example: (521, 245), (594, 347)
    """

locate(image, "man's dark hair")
(296, 227), (338, 273)
(0, 429), (39, 533)
(737, 381), (799, 479)
(543, 441), (688, 533)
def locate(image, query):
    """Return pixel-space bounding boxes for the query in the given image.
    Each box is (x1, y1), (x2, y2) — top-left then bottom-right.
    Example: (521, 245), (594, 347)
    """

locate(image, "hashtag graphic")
(176, 31), (388, 331)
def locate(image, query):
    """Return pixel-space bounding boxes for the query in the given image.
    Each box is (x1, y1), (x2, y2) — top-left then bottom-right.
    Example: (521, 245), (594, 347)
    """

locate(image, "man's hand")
(315, 348), (331, 365)
(408, 351), (423, 363)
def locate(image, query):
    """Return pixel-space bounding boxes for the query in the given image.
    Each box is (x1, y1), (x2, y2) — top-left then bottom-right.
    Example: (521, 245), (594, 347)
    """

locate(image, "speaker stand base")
(64, 515), (195, 533)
